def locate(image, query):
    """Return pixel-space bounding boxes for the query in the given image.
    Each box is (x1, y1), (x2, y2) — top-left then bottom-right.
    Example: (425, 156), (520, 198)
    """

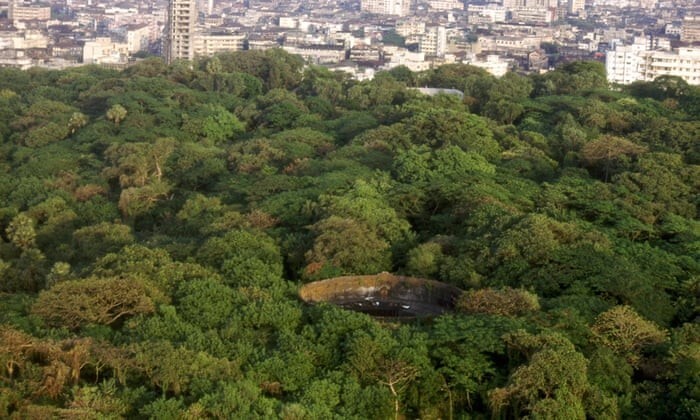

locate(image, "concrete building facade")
(361, 0), (410, 16)
(166, 0), (197, 63)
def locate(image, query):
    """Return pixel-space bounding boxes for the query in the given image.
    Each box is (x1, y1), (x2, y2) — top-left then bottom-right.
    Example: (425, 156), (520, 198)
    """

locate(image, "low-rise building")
(607, 43), (700, 85)
(193, 31), (246, 56)
(464, 53), (511, 76)
(82, 37), (129, 64)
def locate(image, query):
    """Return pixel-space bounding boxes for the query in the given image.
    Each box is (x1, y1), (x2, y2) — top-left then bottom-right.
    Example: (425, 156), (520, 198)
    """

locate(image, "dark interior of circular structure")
(299, 274), (463, 319)
(335, 298), (449, 318)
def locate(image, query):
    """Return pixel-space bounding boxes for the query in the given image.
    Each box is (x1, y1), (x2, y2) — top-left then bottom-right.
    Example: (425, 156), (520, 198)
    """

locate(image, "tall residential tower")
(166, 0), (197, 64)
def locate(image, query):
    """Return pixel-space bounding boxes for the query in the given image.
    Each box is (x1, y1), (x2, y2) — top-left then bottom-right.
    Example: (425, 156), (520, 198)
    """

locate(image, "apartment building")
(8, 1), (51, 23)
(681, 15), (700, 43)
(125, 23), (150, 54)
(420, 25), (447, 57)
(166, 0), (197, 63)
(605, 42), (646, 84)
(607, 43), (700, 85)
(567, 0), (585, 14)
(426, 0), (463, 11)
(510, 7), (556, 24)
(82, 37), (129, 64)
(639, 48), (700, 84)
(464, 54), (510, 76)
(466, 5), (507, 24)
(193, 32), (246, 56)
(361, 0), (411, 16)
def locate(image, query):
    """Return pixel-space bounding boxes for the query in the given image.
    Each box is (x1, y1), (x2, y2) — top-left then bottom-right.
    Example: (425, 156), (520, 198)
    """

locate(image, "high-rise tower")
(166, 0), (197, 64)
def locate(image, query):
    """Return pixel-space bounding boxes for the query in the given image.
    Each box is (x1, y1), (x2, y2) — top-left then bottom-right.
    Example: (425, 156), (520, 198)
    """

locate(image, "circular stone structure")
(299, 272), (463, 319)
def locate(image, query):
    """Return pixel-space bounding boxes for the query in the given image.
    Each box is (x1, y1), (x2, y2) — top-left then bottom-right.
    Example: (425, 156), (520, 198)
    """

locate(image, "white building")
(125, 24), (151, 54)
(282, 45), (346, 64)
(607, 44), (700, 85)
(464, 54), (510, 77)
(396, 18), (426, 37)
(193, 32), (246, 57)
(503, 0), (555, 8)
(83, 37), (129, 64)
(420, 25), (447, 57)
(427, 0), (463, 11)
(166, 0), (197, 63)
(466, 5), (507, 24)
(8, 1), (51, 23)
(639, 48), (700, 85)
(682, 15), (700, 43)
(361, 0), (411, 16)
(384, 46), (430, 72)
(510, 7), (555, 24)
(606, 42), (646, 84)
(567, 0), (585, 14)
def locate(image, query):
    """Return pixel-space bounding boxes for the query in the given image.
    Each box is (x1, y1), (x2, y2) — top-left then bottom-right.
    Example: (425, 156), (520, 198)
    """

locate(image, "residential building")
(82, 37), (129, 64)
(567, 0), (585, 14)
(420, 25), (447, 57)
(166, 0), (197, 63)
(361, 0), (411, 16)
(681, 15), (700, 43)
(607, 43), (700, 85)
(464, 53), (510, 76)
(510, 7), (555, 24)
(125, 23), (150, 54)
(193, 32), (246, 56)
(605, 42), (646, 84)
(639, 48), (700, 84)
(427, 0), (463, 11)
(466, 5), (507, 24)
(8, 1), (51, 23)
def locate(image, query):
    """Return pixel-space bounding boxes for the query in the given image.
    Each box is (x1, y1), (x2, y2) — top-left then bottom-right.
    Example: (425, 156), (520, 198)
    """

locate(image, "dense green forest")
(0, 50), (698, 419)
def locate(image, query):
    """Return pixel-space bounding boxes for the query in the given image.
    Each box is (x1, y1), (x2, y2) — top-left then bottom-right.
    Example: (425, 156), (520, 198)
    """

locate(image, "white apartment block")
(510, 7), (555, 24)
(3, 30), (48, 49)
(166, 0), (197, 63)
(384, 46), (430, 72)
(420, 25), (447, 57)
(567, 0), (585, 14)
(479, 35), (542, 53)
(503, 0), (555, 8)
(681, 16), (700, 43)
(639, 48), (700, 85)
(282, 45), (346, 64)
(665, 24), (682, 37)
(606, 43), (646, 84)
(592, 0), (655, 7)
(464, 54), (510, 77)
(125, 24), (151, 54)
(427, 0), (463, 11)
(607, 44), (700, 85)
(361, 0), (411, 16)
(466, 5), (507, 24)
(83, 37), (129, 64)
(8, 1), (51, 23)
(193, 33), (246, 57)
(396, 18), (426, 37)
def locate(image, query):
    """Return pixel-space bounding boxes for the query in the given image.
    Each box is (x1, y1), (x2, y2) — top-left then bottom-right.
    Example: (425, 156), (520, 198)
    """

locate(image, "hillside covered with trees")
(0, 51), (698, 418)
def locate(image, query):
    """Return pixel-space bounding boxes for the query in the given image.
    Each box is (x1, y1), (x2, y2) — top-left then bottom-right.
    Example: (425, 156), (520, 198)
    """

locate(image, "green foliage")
(0, 59), (696, 418)
(197, 229), (283, 287)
